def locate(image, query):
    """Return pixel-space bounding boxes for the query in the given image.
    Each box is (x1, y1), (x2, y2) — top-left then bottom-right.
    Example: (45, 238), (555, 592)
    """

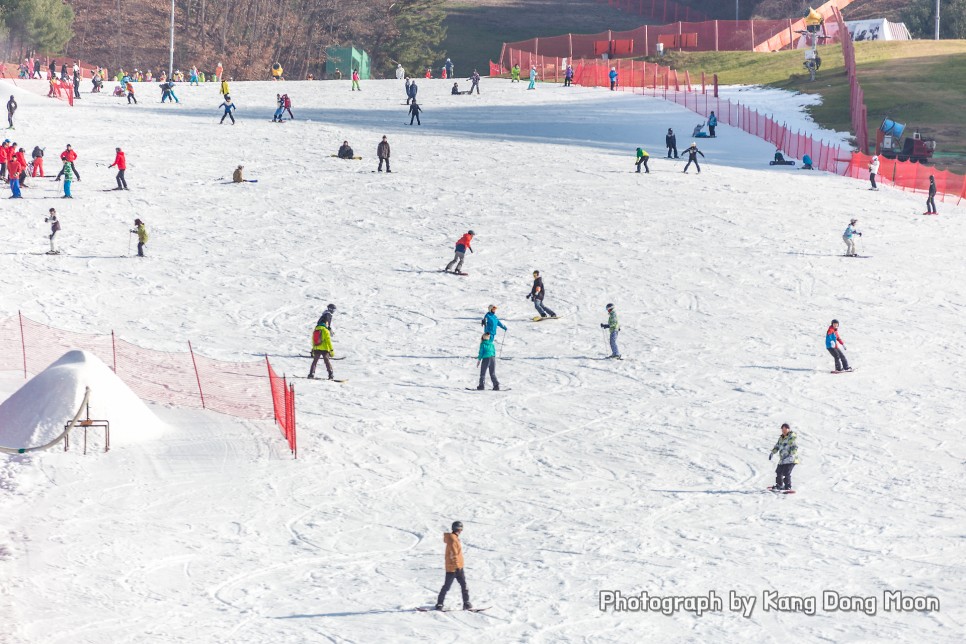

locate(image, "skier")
(635, 147), (650, 174)
(126, 80), (137, 104)
(130, 219), (148, 256)
(926, 175), (937, 214)
(435, 521), (471, 610)
(109, 147), (128, 190)
(408, 100), (422, 126)
(527, 67), (537, 90)
(351, 69), (361, 91)
(7, 151), (22, 198)
(0, 139), (9, 180)
(481, 304), (507, 339)
(377, 135), (391, 173)
(608, 66), (618, 91)
(868, 155), (879, 190)
(55, 144), (80, 180)
(665, 128), (678, 158)
(337, 141), (355, 159)
(60, 158), (74, 198)
(6, 95), (15, 128)
(600, 303), (620, 359)
(219, 96), (236, 124)
(445, 58), (454, 78)
(220, 78), (230, 99)
(527, 270), (557, 319)
(14, 146), (27, 188)
(273, 94), (285, 122)
(510, 64), (521, 82)
(476, 333), (499, 390)
(708, 111), (718, 137)
(468, 70), (481, 95)
(769, 423), (800, 491)
(444, 230), (474, 274)
(308, 310), (335, 380)
(406, 80), (417, 105)
(843, 218), (861, 257)
(45, 208), (60, 253)
(282, 94), (294, 120)
(825, 319), (851, 373)
(682, 143), (704, 174)
(564, 64), (574, 87)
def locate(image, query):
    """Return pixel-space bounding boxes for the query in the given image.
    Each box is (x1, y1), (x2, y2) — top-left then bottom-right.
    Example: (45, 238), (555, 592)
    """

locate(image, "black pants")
(436, 569), (470, 607)
(775, 463), (795, 489)
(410, 112), (420, 125)
(564, 78), (571, 87)
(636, 157), (649, 173)
(709, 125), (716, 137)
(926, 195), (936, 213)
(827, 347), (849, 371)
(55, 161), (80, 181)
(116, 169), (128, 189)
(284, 108), (294, 119)
(137, 241), (145, 257)
(378, 158), (390, 172)
(870, 173), (877, 189)
(667, 146), (677, 158)
(683, 158), (700, 173)
(309, 350), (333, 378)
(478, 357), (498, 389)
(471, 82), (480, 94)
(127, 92), (137, 104)
(221, 112), (235, 124)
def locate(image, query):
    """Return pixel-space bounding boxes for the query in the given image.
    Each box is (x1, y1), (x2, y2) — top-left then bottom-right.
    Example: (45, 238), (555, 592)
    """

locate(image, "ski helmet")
(468, 230), (475, 235)
(831, 319), (839, 325)
(850, 218), (857, 225)
(451, 521), (463, 532)
(327, 303), (336, 312)
(606, 303), (614, 311)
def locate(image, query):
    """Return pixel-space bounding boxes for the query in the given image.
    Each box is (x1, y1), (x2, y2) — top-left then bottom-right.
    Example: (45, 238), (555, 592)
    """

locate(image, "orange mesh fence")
(2, 313), (296, 455)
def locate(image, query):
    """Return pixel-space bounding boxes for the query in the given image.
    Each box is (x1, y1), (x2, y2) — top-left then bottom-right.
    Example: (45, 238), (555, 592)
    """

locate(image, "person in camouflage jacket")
(769, 423), (800, 490)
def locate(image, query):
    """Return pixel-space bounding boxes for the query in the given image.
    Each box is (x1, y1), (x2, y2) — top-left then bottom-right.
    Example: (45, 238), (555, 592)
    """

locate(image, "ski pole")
(127, 231), (132, 255)
(499, 329), (508, 358)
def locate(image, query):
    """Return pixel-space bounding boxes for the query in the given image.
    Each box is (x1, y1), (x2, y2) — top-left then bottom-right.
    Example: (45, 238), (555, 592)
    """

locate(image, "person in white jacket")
(843, 218), (862, 257)
(869, 155), (880, 191)
(395, 63), (405, 80)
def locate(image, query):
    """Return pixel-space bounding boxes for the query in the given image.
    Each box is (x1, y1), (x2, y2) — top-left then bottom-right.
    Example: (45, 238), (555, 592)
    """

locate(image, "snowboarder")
(926, 175), (937, 214)
(308, 310), (335, 380)
(476, 333), (499, 390)
(377, 135), (391, 172)
(337, 141), (355, 159)
(60, 159), (74, 198)
(609, 66), (618, 91)
(231, 165), (257, 183)
(868, 155), (879, 190)
(131, 218), (148, 256)
(273, 94), (285, 122)
(708, 111), (718, 137)
(406, 79), (417, 105)
(351, 69), (361, 91)
(109, 147), (128, 190)
(769, 423), (799, 491)
(126, 80), (137, 104)
(825, 319), (851, 372)
(435, 521), (471, 610)
(527, 67), (537, 90)
(282, 94), (294, 120)
(219, 96), (236, 124)
(527, 271), (557, 318)
(482, 304), (507, 339)
(444, 230), (474, 274)
(468, 70), (481, 94)
(408, 100), (422, 126)
(665, 128), (678, 158)
(55, 144), (80, 181)
(564, 64), (574, 87)
(635, 147), (649, 173)
(801, 154), (813, 170)
(6, 95), (15, 129)
(682, 143), (704, 174)
(601, 303), (620, 358)
(45, 209), (60, 253)
(843, 218), (861, 257)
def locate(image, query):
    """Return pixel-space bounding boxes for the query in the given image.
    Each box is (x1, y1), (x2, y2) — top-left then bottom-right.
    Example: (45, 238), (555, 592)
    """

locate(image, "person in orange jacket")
(435, 521), (472, 610)
(109, 147), (128, 190)
(444, 230), (474, 274)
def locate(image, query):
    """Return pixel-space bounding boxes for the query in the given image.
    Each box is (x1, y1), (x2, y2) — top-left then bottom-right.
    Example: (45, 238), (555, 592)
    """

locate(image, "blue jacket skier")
(219, 96), (236, 124)
(482, 305), (507, 338)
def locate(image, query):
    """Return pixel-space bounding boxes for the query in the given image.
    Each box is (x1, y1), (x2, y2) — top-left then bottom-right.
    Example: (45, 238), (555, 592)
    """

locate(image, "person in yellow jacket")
(308, 317), (334, 380)
(271, 62), (284, 80)
(220, 79), (230, 99)
(130, 218), (148, 257)
(435, 521), (472, 610)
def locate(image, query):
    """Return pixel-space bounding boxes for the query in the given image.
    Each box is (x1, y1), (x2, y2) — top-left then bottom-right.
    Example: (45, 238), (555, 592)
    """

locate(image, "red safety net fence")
(267, 359), (297, 458)
(833, 6), (868, 154)
(844, 153), (966, 204)
(0, 312), (296, 457)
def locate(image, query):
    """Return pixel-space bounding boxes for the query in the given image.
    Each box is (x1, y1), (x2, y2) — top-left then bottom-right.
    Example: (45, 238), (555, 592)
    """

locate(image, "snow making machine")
(876, 118), (936, 163)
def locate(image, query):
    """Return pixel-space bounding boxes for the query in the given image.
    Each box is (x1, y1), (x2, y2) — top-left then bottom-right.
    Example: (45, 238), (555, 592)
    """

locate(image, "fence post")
(18, 310), (26, 379)
(715, 20), (719, 51)
(713, 73), (718, 98)
(111, 330), (117, 373)
(188, 341), (206, 409)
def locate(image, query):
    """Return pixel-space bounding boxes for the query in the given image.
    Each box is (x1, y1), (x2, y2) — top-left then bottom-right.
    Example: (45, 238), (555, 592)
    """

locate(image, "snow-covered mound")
(0, 350), (163, 449)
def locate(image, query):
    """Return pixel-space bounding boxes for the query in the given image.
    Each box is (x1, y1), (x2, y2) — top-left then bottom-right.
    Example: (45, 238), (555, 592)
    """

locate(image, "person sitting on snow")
(692, 122), (711, 138)
(774, 149), (786, 164)
(801, 154), (814, 170)
(337, 141), (354, 159)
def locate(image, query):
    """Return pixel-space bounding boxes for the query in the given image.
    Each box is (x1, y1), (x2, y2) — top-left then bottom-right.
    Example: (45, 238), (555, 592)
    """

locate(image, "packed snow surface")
(1, 76), (964, 643)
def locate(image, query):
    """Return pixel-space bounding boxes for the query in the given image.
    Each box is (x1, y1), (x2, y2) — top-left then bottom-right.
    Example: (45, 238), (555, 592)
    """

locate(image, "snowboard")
(831, 368), (855, 374)
(465, 388), (511, 392)
(441, 270), (469, 276)
(769, 160), (796, 166)
(920, 212), (939, 216)
(844, 255), (872, 258)
(330, 154), (363, 160)
(531, 316), (562, 322)
(299, 355), (347, 360)
(606, 355), (623, 360)
(298, 376), (348, 383)
(767, 487), (796, 494)
(416, 606), (489, 613)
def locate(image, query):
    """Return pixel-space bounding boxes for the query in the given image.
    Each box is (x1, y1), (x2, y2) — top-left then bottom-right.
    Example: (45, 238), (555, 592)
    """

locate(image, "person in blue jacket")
(481, 304), (507, 339)
(708, 111), (718, 137)
(406, 80), (418, 105)
(825, 319), (851, 372)
(219, 96), (236, 124)
(608, 66), (618, 91)
(801, 154), (813, 170)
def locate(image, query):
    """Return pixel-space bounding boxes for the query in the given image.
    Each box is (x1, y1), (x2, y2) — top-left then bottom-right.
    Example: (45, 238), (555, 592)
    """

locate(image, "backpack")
(312, 328), (323, 346)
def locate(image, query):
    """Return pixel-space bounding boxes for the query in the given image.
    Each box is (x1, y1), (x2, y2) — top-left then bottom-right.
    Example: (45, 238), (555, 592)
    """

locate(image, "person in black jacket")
(682, 143), (705, 173)
(337, 141), (354, 159)
(666, 128), (678, 158)
(409, 100), (422, 125)
(926, 175), (937, 214)
(526, 270), (558, 319)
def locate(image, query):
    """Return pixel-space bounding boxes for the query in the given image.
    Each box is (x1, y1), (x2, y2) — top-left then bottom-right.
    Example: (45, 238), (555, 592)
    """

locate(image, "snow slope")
(1, 76), (964, 643)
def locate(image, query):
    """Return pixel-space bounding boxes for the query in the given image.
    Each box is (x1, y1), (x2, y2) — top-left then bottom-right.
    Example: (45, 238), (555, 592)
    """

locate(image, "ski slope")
(1, 76), (964, 643)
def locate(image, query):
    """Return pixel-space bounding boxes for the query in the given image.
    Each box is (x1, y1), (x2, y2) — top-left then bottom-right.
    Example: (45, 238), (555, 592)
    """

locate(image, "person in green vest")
(510, 64), (520, 82)
(130, 218), (148, 256)
(308, 315), (335, 380)
(476, 332), (499, 390)
(635, 147), (649, 174)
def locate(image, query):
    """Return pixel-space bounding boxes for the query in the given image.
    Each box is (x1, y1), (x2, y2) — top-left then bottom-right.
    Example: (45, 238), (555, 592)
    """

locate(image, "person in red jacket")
(444, 230), (474, 274)
(7, 152), (23, 198)
(55, 144), (80, 180)
(14, 146), (28, 187)
(0, 140), (10, 180)
(109, 147), (128, 190)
